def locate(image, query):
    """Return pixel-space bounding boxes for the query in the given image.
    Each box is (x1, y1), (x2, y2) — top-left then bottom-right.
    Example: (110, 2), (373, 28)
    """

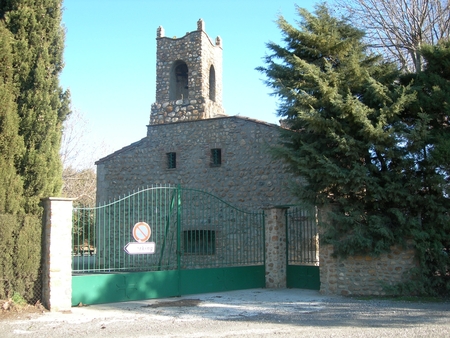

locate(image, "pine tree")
(1, 0), (71, 214)
(398, 41), (450, 294)
(0, 22), (23, 214)
(258, 4), (416, 255)
(260, 4), (450, 295)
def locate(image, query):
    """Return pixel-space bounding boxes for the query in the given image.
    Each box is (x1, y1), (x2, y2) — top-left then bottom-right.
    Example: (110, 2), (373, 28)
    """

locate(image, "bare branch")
(335, 0), (450, 72)
(60, 108), (112, 206)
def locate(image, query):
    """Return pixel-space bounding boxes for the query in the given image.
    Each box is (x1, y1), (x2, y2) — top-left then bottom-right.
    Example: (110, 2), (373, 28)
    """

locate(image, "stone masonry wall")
(320, 244), (417, 296)
(151, 19), (224, 124)
(96, 116), (301, 209)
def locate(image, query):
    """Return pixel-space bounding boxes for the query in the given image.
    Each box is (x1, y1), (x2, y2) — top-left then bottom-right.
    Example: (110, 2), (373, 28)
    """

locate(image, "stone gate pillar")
(41, 197), (75, 312)
(264, 207), (288, 288)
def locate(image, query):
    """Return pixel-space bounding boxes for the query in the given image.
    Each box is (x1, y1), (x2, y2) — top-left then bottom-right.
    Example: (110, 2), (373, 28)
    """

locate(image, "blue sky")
(60, 0), (319, 157)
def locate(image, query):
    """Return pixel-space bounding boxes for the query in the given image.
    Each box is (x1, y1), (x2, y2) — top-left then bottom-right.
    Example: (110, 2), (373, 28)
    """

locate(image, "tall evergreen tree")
(259, 4), (415, 256)
(259, 4), (450, 295)
(0, 22), (23, 214)
(398, 41), (450, 294)
(1, 0), (70, 214)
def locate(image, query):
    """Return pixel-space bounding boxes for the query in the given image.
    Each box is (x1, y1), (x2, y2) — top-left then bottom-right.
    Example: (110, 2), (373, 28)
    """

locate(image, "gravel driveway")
(1, 289), (449, 337)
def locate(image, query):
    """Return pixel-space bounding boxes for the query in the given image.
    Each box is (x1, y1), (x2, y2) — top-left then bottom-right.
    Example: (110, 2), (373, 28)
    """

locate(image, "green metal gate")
(286, 206), (320, 290)
(72, 185), (265, 305)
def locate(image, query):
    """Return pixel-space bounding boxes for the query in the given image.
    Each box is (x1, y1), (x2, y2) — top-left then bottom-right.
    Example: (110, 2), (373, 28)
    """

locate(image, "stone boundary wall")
(320, 243), (417, 296)
(40, 198), (419, 311)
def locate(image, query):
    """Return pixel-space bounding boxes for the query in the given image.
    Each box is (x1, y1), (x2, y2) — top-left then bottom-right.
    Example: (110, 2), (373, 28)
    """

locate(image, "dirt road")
(1, 289), (449, 337)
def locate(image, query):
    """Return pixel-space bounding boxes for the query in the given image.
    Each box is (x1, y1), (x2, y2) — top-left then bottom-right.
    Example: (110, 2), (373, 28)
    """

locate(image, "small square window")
(211, 148), (221, 167)
(183, 230), (215, 255)
(167, 152), (176, 169)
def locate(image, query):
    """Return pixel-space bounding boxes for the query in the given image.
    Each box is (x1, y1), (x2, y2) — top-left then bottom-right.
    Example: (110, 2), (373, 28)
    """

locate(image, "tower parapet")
(150, 19), (225, 125)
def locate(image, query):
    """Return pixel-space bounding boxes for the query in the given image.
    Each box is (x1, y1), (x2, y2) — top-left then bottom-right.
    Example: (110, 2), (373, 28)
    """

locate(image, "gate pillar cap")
(41, 197), (77, 202)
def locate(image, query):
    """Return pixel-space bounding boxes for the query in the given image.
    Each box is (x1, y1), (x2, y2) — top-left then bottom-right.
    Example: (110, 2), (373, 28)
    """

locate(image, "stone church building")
(91, 20), (417, 298)
(96, 19), (300, 209)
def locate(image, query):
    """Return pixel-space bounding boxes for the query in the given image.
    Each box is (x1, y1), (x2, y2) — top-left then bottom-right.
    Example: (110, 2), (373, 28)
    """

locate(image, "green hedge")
(0, 213), (42, 302)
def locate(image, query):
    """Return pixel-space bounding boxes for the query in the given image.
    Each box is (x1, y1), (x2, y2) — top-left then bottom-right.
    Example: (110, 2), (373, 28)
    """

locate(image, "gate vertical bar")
(176, 185), (182, 295)
(285, 207), (289, 273)
(157, 188), (174, 271)
(262, 209), (266, 267)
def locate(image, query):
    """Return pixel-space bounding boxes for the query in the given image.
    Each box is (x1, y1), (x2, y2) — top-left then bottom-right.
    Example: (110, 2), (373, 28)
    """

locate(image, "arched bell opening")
(169, 60), (189, 101)
(209, 65), (216, 102)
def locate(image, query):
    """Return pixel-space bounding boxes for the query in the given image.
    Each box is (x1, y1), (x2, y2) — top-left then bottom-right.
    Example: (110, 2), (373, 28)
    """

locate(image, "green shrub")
(0, 213), (42, 303)
(0, 214), (16, 299)
(11, 291), (27, 306)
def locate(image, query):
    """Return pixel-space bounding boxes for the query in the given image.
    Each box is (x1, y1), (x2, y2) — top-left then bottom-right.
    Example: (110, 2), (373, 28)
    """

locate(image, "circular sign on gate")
(132, 222), (151, 243)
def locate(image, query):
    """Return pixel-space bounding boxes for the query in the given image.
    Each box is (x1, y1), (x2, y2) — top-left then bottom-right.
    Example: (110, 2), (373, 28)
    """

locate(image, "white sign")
(124, 242), (156, 255)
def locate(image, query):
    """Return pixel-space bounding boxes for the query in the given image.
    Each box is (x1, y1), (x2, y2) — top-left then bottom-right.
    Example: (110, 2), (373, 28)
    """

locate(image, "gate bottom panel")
(72, 270), (179, 306)
(72, 265), (266, 306)
(180, 265), (265, 295)
(286, 265), (320, 290)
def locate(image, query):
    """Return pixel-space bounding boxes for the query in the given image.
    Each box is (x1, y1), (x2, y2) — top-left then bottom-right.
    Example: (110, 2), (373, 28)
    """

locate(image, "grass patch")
(11, 292), (27, 306)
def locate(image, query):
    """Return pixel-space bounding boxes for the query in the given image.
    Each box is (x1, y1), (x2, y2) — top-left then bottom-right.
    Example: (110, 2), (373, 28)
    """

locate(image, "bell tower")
(150, 19), (226, 125)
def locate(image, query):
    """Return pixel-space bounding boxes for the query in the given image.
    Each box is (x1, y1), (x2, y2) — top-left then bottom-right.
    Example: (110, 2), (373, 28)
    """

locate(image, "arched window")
(170, 60), (189, 100)
(209, 65), (216, 102)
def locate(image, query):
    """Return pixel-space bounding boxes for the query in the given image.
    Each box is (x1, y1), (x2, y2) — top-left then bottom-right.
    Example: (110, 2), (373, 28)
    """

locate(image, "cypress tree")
(0, 0), (70, 301)
(0, 22), (23, 214)
(1, 0), (71, 214)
